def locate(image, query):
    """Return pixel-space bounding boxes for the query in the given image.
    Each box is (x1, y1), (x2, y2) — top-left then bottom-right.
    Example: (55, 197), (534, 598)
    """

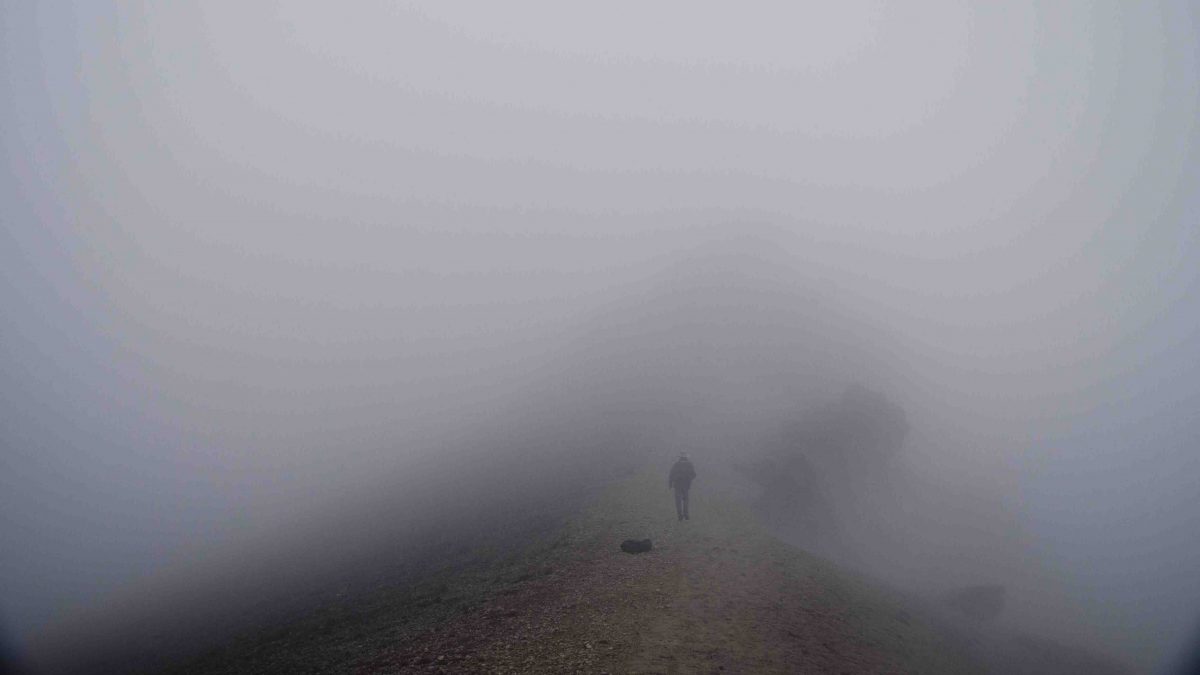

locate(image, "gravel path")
(363, 470), (985, 674)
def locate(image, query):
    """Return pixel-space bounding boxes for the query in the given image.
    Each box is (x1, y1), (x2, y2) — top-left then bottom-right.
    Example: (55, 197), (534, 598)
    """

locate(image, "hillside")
(168, 463), (1130, 674)
(166, 461), (1132, 672)
(366, 469), (981, 674)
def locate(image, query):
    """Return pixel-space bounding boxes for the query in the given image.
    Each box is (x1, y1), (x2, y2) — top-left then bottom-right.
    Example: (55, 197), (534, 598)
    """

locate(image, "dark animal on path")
(620, 539), (653, 554)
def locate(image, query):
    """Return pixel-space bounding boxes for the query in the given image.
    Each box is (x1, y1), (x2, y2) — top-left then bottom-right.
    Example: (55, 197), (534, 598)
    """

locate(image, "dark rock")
(620, 539), (653, 554)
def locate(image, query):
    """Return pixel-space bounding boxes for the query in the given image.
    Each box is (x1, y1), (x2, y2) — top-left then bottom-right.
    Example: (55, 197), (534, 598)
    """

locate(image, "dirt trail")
(369, 470), (985, 674)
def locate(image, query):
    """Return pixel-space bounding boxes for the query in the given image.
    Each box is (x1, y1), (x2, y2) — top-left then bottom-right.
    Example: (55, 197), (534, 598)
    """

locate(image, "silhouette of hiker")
(668, 453), (696, 521)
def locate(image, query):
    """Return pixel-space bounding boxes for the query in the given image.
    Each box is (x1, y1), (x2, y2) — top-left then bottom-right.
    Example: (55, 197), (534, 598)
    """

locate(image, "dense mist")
(4, 2), (1199, 673)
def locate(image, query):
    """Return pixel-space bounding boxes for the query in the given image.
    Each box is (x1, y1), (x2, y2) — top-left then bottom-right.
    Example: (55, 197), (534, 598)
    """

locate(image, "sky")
(3, 2), (1199, 672)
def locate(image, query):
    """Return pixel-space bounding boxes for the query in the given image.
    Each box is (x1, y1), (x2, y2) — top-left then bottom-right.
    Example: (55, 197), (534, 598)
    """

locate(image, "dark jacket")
(669, 458), (696, 490)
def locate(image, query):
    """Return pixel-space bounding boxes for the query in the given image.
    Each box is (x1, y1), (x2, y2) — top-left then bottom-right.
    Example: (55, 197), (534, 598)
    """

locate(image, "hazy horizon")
(4, 2), (1199, 672)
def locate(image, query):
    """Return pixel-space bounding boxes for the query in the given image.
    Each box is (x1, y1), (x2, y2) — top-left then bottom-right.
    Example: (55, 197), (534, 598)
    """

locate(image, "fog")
(3, 2), (1199, 673)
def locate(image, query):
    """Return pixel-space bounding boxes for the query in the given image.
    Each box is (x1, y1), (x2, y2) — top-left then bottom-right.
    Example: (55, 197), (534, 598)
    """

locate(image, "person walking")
(668, 453), (697, 521)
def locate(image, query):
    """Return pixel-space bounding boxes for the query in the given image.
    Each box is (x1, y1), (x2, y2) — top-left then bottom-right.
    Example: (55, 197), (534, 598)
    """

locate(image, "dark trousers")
(673, 486), (690, 520)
